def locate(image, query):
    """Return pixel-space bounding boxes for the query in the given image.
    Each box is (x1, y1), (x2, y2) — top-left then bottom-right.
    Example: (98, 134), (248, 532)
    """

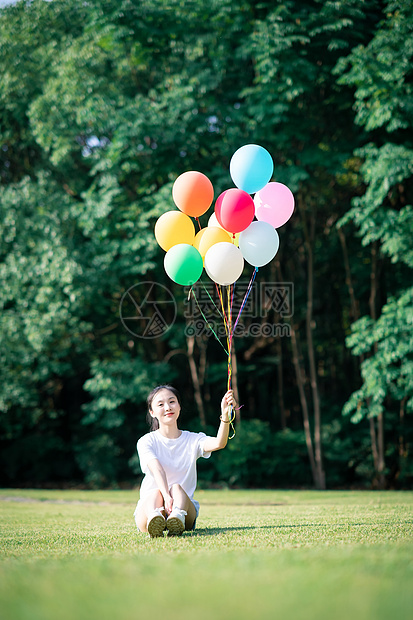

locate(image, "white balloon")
(239, 221), (280, 267)
(204, 242), (244, 286)
(207, 213), (223, 229)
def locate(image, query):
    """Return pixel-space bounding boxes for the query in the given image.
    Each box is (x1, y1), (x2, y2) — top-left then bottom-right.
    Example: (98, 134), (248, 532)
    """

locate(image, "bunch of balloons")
(154, 145), (294, 436)
(154, 144), (295, 287)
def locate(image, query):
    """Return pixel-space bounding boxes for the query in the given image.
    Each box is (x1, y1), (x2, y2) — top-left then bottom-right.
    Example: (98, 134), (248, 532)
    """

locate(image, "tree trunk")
(377, 412), (385, 487)
(197, 336), (208, 388)
(186, 334), (206, 427)
(369, 241), (385, 488)
(369, 418), (380, 473)
(339, 229), (382, 482)
(338, 227), (359, 320)
(301, 199), (325, 489)
(399, 397), (407, 483)
(276, 335), (287, 429)
(290, 321), (319, 486)
(277, 261), (319, 487)
(399, 397), (407, 459)
(273, 259), (286, 429)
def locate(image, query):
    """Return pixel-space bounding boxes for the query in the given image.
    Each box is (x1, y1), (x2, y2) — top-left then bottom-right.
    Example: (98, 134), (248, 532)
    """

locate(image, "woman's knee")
(170, 483), (184, 494)
(152, 488), (164, 501)
(143, 489), (164, 513)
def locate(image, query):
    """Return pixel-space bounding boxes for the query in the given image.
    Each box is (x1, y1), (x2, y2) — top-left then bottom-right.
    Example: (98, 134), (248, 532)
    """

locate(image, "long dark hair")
(146, 385), (181, 431)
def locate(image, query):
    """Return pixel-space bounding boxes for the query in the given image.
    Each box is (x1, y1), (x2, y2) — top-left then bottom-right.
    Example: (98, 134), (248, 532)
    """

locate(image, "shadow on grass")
(190, 524), (322, 536)
(190, 520), (413, 536)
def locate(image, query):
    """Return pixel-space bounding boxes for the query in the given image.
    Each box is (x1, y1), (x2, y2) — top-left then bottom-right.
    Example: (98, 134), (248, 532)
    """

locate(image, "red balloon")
(214, 189), (255, 233)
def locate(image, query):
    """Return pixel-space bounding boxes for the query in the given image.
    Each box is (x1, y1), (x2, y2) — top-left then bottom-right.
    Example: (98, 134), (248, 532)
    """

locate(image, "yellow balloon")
(193, 227), (232, 259)
(155, 211), (195, 251)
(207, 214), (240, 247)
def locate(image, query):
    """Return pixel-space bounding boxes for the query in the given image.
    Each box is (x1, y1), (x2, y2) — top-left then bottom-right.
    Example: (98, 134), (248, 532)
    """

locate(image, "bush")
(198, 420), (313, 488)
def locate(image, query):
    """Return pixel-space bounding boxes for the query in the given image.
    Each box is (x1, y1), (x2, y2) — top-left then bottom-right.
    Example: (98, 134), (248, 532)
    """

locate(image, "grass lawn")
(0, 489), (412, 620)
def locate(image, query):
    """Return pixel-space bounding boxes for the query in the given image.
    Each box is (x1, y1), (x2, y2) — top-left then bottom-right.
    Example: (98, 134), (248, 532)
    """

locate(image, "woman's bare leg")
(169, 484), (197, 530)
(135, 485), (197, 533)
(134, 489), (165, 533)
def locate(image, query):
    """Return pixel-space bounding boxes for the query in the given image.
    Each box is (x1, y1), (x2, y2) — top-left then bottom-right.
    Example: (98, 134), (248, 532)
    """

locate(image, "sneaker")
(166, 508), (187, 536)
(147, 509), (166, 538)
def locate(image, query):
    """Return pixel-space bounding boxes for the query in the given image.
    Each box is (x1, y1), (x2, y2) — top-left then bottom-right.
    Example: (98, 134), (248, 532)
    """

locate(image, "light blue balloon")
(230, 144), (274, 194)
(239, 221), (280, 267)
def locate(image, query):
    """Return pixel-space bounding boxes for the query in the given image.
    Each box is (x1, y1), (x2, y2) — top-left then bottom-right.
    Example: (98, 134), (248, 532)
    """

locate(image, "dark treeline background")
(0, 0), (412, 490)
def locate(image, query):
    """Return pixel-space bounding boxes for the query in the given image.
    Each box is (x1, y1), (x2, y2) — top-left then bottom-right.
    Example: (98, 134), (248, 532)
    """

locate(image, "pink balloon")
(254, 182), (295, 228)
(215, 188), (255, 233)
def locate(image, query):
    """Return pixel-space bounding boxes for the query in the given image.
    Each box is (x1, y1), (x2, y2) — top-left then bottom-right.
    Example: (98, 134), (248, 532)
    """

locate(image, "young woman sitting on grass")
(134, 384), (236, 537)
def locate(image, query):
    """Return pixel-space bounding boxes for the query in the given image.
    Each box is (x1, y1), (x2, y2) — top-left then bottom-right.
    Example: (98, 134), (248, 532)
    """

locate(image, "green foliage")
(336, 1), (413, 444)
(343, 288), (413, 421)
(338, 143), (413, 267)
(208, 421), (312, 487)
(335, 2), (413, 133)
(78, 356), (172, 485)
(0, 174), (91, 425)
(239, 0), (377, 179)
(0, 0), (412, 489)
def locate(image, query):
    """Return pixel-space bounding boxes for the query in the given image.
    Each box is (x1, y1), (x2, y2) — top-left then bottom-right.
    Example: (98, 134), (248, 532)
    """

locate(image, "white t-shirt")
(136, 429), (212, 514)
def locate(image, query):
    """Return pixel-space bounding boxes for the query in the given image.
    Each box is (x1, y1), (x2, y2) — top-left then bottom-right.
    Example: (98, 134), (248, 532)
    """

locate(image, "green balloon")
(164, 244), (203, 286)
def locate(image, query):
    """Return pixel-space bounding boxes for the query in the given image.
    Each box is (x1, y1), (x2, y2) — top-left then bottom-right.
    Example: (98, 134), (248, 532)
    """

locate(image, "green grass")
(1, 489), (412, 620)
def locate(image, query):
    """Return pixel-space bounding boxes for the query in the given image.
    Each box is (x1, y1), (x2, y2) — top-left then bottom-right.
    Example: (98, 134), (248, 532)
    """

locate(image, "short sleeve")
(197, 432), (213, 460)
(137, 434), (157, 474)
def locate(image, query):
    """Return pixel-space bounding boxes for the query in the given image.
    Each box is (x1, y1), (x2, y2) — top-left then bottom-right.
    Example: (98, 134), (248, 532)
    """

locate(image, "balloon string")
(227, 284), (235, 376)
(226, 359), (236, 440)
(200, 281), (225, 322)
(226, 284), (236, 439)
(227, 284), (233, 349)
(225, 270), (256, 439)
(190, 283), (236, 438)
(195, 217), (202, 231)
(191, 272), (257, 441)
(226, 284), (232, 386)
(232, 267), (258, 335)
(188, 287), (229, 355)
(217, 285), (230, 339)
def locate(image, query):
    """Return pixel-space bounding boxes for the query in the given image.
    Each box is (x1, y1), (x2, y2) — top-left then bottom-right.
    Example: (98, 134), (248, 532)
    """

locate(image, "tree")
(337, 1), (413, 487)
(1, 0), (411, 489)
(238, 0), (381, 488)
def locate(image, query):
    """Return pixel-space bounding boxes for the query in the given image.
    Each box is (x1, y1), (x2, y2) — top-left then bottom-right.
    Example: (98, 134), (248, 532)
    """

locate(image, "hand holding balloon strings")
(188, 268), (258, 438)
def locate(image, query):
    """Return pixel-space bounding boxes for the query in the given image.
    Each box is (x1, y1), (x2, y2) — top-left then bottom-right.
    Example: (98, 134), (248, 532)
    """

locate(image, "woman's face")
(149, 388), (181, 427)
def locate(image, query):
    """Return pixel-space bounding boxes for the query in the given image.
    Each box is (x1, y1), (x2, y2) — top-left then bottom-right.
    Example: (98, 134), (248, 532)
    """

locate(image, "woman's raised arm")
(202, 390), (237, 453)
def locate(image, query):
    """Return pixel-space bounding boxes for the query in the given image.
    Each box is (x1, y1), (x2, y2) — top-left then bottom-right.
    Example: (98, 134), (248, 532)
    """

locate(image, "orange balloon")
(193, 227), (232, 259)
(154, 211), (195, 251)
(172, 171), (214, 217)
